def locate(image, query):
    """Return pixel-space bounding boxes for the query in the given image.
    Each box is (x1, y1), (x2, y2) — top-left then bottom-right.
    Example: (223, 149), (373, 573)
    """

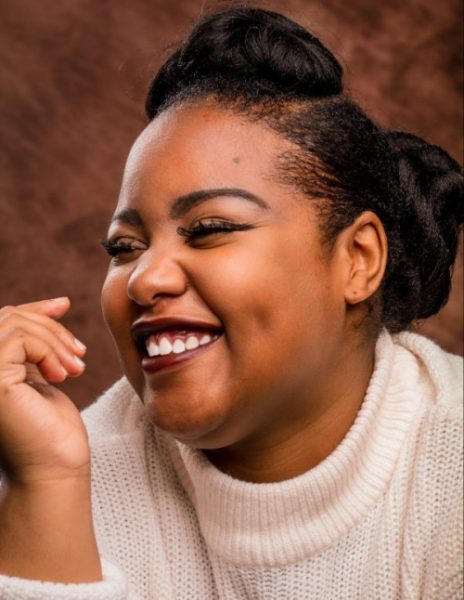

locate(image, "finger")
(25, 363), (48, 385)
(0, 302), (86, 356)
(16, 297), (71, 319)
(0, 331), (76, 385)
(0, 317), (85, 380)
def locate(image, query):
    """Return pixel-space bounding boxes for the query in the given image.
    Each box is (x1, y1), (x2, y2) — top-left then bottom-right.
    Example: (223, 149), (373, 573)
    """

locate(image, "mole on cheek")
(232, 156), (240, 164)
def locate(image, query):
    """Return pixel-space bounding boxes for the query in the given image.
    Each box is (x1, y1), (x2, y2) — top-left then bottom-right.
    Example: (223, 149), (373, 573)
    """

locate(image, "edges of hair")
(145, 6), (343, 120)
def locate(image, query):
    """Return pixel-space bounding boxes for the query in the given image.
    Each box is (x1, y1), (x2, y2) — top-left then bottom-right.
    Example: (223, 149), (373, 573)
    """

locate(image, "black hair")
(145, 6), (463, 334)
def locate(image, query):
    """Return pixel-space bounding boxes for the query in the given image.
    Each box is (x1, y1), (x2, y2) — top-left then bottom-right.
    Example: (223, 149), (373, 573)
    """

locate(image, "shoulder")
(389, 330), (462, 488)
(392, 330), (463, 414)
(387, 334), (463, 588)
(81, 377), (145, 441)
(391, 330), (463, 493)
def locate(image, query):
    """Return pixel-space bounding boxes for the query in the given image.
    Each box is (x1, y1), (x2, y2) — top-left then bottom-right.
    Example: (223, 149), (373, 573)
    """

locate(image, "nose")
(127, 247), (188, 306)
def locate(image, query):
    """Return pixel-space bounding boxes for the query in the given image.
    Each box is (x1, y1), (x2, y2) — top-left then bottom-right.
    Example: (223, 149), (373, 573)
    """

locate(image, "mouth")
(132, 323), (224, 375)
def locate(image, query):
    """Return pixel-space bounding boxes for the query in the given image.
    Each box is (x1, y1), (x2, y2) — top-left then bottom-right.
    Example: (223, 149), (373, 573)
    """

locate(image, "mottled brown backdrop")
(0, 0), (462, 409)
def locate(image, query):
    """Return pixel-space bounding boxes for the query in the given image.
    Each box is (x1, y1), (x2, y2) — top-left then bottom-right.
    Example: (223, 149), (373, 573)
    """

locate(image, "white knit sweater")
(0, 329), (462, 599)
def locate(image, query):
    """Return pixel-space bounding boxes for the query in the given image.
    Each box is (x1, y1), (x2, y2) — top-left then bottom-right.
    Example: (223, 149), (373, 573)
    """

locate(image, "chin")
(142, 388), (230, 445)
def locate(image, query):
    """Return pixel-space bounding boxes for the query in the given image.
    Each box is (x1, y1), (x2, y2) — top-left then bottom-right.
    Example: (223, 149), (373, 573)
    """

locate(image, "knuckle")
(0, 363), (27, 390)
(10, 322), (25, 334)
(0, 325), (26, 343)
(0, 305), (14, 315)
(0, 310), (23, 328)
(0, 306), (16, 323)
(13, 326), (26, 340)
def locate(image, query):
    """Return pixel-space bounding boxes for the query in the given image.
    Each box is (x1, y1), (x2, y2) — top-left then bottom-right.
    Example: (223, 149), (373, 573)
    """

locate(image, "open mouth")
(145, 329), (222, 357)
(132, 324), (224, 374)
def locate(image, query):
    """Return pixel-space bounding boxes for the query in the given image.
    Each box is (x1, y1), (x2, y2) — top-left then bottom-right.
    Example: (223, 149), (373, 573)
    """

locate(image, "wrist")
(4, 463), (91, 490)
(0, 469), (101, 583)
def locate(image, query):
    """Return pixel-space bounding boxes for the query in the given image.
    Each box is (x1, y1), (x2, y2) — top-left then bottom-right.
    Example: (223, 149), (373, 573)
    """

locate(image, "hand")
(0, 298), (91, 486)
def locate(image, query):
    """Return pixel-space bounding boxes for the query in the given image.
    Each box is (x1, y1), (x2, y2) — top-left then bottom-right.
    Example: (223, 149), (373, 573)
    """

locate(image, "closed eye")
(100, 238), (146, 258)
(101, 220), (253, 259)
(177, 219), (253, 242)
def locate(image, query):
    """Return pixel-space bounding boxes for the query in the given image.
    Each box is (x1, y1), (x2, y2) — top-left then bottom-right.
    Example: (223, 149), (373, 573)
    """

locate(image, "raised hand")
(0, 297), (89, 485)
(0, 297), (103, 583)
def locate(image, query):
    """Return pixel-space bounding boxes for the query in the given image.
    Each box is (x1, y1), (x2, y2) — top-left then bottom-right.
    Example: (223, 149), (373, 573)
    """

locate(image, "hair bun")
(388, 131), (463, 226)
(387, 131), (463, 320)
(146, 8), (343, 119)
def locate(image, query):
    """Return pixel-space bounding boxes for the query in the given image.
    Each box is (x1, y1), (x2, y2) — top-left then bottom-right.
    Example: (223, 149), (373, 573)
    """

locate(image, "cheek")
(191, 238), (323, 362)
(191, 248), (275, 333)
(101, 268), (130, 340)
(101, 268), (146, 392)
(198, 233), (329, 324)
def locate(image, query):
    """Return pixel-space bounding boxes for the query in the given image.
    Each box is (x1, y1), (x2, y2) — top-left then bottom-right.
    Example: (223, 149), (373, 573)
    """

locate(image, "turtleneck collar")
(161, 329), (432, 566)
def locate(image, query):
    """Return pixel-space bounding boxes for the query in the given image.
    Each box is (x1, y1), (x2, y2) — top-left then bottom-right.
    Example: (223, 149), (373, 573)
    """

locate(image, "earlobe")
(342, 211), (388, 306)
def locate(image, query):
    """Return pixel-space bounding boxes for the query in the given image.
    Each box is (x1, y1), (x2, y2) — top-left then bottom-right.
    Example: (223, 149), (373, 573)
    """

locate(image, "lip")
(141, 334), (222, 374)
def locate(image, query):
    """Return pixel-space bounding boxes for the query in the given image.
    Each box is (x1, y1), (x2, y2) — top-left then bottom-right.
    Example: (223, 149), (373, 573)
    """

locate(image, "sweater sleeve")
(0, 557), (134, 600)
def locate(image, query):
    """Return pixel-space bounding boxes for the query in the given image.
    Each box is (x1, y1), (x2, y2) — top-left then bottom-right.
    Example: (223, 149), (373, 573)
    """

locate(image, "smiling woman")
(0, 5), (463, 600)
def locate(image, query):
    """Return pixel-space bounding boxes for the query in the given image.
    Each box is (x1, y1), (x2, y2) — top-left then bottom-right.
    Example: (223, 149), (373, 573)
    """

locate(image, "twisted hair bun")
(146, 8), (343, 119)
(385, 132), (463, 322)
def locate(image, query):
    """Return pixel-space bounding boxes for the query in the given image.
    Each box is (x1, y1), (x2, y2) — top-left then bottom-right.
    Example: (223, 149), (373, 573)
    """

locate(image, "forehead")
(120, 102), (291, 203)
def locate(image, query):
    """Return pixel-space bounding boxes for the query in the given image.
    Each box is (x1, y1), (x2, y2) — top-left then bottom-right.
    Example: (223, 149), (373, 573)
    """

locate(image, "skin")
(101, 100), (388, 483)
(0, 298), (102, 582)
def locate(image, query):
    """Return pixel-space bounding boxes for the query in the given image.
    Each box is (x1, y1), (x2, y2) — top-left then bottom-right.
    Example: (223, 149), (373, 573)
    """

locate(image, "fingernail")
(74, 337), (87, 351)
(73, 356), (86, 368)
(51, 297), (69, 303)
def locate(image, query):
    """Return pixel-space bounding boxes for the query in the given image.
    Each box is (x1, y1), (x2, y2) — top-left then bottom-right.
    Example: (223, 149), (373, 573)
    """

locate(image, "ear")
(336, 211), (388, 306)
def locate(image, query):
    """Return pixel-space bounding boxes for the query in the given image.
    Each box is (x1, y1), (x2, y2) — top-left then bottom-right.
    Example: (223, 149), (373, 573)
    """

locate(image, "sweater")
(0, 329), (462, 599)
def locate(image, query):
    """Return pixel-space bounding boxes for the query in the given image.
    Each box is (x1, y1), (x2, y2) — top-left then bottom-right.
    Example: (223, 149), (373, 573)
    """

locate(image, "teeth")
(172, 339), (186, 354)
(185, 336), (200, 350)
(158, 338), (173, 356)
(145, 332), (220, 357)
(147, 341), (160, 357)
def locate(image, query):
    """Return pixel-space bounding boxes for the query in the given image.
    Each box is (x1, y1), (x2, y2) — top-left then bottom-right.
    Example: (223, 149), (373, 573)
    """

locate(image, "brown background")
(0, 0), (462, 410)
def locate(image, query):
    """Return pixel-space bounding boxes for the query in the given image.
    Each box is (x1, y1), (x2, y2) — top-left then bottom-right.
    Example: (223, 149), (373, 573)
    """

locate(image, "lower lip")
(141, 335), (222, 374)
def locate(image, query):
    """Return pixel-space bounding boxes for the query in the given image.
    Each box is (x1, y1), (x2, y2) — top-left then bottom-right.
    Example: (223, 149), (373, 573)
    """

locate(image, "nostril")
(126, 257), (189, 307)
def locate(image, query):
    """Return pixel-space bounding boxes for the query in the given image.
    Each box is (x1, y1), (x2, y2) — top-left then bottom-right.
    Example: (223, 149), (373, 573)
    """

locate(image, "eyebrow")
(111, 208), (144, 226)
(111, 188), (269, 225)
(169, 188), (269, 219)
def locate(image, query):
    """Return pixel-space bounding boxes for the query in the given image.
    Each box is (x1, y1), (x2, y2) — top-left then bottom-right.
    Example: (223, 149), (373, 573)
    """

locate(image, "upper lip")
(131, 316), (224, 349)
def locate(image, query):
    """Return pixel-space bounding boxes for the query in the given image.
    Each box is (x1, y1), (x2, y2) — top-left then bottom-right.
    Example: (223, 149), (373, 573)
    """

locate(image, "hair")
(144, 6), (463, 334)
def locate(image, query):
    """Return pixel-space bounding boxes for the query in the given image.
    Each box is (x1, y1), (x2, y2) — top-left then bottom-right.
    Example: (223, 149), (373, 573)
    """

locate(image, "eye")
(100, 237), (146, 261)
(177, 219), (253, 243)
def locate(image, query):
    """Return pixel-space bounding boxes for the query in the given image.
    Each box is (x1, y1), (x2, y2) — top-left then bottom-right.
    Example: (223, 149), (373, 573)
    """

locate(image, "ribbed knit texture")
(0, 329), (462, 599)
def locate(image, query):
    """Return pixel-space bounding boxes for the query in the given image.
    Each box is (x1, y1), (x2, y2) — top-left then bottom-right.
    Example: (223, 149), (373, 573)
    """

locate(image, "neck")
(204, 337), (376, 483)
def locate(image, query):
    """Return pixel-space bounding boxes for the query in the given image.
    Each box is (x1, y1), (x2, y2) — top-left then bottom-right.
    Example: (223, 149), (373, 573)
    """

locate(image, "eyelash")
(177, 219), (253, 240)
(100, 239), (138, 257)
(101, 220), (253, 258)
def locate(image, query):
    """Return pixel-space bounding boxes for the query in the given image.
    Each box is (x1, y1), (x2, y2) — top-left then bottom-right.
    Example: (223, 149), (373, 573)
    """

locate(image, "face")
(101, 101), (349, 449)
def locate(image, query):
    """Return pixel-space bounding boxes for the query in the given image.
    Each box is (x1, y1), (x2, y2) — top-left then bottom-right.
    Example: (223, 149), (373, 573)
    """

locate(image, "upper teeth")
(146, 333), (217, 357)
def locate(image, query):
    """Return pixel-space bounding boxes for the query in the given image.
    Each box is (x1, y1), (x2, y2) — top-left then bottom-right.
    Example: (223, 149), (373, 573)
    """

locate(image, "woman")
(0, 6), (462, 599)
